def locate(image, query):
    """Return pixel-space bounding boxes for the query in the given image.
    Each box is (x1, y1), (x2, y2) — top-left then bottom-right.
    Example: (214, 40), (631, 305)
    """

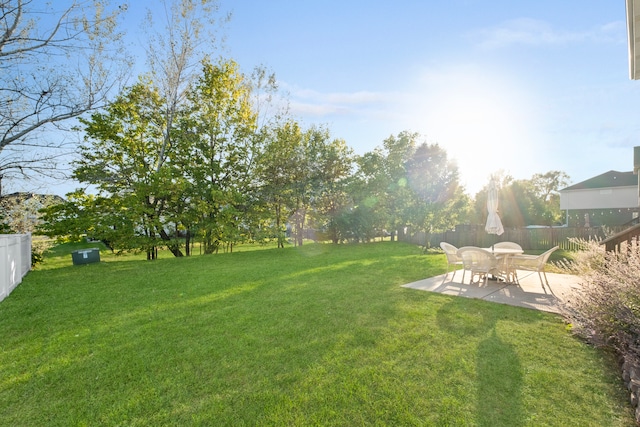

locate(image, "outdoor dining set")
(440, 241), (559, 288)
(438, 177), (559, 289)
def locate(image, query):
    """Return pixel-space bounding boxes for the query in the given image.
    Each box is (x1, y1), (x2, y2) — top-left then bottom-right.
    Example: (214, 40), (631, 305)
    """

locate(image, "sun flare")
(402, 64), (542, 194)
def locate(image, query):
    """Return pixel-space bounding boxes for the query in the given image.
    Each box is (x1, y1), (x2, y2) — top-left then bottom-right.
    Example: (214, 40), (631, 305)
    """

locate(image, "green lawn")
(0, 241), (634, 426)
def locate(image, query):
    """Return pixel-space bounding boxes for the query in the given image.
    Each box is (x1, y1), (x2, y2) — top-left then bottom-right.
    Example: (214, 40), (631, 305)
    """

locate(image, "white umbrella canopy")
(485, 178), (504, 236)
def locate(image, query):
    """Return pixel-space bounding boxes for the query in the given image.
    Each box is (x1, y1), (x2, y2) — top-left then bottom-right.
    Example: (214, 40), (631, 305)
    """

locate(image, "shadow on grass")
(436, 299), (526, 426)
(476, 329), (523, 426)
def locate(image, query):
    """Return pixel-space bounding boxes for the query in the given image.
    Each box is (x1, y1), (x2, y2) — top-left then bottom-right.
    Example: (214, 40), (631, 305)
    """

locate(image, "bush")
(31, 238), (53, 268)
(560, 239), (640, 364)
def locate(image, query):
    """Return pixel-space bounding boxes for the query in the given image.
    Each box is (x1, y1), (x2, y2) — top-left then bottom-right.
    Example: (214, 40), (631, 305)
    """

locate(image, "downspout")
(634, 146), (640, 217)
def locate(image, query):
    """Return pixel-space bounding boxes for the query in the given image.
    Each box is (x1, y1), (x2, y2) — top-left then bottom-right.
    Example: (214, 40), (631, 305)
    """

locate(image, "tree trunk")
(146, 228), (157, 259)
(185, 229), (191, 256)
(275, 203), (284, 248)
(159, 228), (184, 257)
(294, 207), (306, 246)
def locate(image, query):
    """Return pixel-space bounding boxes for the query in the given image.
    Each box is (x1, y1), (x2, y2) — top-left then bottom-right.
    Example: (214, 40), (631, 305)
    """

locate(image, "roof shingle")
(561, 170), (638, 191)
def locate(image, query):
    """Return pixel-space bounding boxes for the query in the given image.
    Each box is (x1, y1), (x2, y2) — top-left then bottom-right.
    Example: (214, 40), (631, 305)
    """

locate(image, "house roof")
(561, 170), (638, 191)
(3, 192), (64, 202)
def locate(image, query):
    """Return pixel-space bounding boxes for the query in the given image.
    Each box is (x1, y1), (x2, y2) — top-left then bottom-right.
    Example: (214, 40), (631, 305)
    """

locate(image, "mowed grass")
(0, 241), (634, 426)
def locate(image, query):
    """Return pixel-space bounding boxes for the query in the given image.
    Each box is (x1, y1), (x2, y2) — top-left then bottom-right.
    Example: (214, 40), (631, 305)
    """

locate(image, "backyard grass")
(0, 241), (634, 426)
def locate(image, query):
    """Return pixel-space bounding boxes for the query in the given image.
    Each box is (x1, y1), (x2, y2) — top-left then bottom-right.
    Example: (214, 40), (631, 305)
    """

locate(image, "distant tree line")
(37, 57), (468, 257)
(37, 57), (567, 257)
(472, 170), (569, 229)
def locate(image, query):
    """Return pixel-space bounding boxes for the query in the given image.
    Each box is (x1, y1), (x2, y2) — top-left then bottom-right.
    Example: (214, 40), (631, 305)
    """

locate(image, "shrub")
(560, 238), (640, 365)
(30, 238), (53, 268)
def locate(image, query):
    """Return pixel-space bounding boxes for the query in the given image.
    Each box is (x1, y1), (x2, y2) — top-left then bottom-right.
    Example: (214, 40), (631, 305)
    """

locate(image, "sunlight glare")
(402, 64), (542, 195)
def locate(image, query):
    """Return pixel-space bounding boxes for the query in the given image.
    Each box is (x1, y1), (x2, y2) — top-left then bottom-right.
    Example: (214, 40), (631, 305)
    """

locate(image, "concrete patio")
(402, 269), (583, 314)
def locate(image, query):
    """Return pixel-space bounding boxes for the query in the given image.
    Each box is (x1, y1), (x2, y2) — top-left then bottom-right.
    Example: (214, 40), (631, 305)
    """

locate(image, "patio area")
(402, 269), (583, 314)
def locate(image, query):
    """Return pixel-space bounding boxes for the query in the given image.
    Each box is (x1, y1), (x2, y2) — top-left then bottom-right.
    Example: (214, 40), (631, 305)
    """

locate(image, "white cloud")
(289, 101), (351, 116)
(293, 88), (387, 105)
(473, 18), (626, 50)
(282, 82), (402, 120)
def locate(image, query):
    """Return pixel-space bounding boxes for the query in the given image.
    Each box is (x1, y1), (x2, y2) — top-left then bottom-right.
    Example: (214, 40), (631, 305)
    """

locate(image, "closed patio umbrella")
(485, 178), (504, 239)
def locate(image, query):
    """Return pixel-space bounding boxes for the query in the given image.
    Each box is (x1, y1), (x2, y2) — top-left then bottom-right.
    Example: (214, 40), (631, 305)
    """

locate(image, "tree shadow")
(476, 328), (523, 426)
(436, 299), (524, 426)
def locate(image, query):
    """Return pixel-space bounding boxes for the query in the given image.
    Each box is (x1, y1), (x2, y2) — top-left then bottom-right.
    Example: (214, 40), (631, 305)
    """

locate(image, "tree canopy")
(473, 170), (569, 228)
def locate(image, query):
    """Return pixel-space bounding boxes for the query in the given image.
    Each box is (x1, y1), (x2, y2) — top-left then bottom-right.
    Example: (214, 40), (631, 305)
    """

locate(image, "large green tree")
(255, 120), (305, 247)
(73, 80), (185, 258)
(353, 132), (467, 241)
(177, 58), (258, 254)
(379, 131), (418, 240)
(531, 170), (569, 225)
(305, 128), (354, 244)
(255, 124), (354, 246)
(67, 58), (261, 257)
(473, 170), (569, 227)
(404, 142), (469, 233)
(349, 149), (393, 241)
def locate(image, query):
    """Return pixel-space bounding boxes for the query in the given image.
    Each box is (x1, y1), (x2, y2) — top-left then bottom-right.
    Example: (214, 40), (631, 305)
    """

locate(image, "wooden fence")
(399, 226), (626, 251)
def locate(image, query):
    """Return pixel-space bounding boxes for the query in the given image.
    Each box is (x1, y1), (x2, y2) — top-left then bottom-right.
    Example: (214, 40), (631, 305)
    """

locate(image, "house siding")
(559, 170), (640, 227)
(564, 208), (638, 227)
(560, 186), (638, 210)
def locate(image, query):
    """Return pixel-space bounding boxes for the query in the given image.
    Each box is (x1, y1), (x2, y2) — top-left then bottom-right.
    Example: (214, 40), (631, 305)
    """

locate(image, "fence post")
(0, 236), (7, 301)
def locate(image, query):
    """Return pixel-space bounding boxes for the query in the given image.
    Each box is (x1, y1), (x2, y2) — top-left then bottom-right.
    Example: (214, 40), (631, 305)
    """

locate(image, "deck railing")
(600, 224), (640, 252)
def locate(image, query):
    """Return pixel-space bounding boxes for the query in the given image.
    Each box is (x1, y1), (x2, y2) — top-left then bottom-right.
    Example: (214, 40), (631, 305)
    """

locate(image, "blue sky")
(218, 0), (639, 195)
(21, 0), (639, 197)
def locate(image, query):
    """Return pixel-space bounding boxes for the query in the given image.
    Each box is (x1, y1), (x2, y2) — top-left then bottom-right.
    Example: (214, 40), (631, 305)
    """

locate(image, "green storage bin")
(71, 248), (100, 265)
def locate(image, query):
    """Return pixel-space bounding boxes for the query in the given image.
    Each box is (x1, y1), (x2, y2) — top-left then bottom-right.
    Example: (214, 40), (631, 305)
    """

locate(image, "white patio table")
(483, 247), (524, 283)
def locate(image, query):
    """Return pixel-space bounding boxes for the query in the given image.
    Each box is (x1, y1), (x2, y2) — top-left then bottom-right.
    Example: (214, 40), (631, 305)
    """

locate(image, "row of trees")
(39, 56), (567, 257)
(39, 56), (470, 257)
(473, 170), (569, 228)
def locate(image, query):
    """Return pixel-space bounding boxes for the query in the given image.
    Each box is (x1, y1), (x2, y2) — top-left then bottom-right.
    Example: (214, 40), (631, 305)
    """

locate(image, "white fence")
(0, 234), (31, 302)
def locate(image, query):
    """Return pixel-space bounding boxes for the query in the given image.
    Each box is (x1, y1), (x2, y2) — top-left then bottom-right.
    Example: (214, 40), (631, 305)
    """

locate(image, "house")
(561, 7), (640, 228)
(0, 192), (65, 234)
(559, 170), (639, 227)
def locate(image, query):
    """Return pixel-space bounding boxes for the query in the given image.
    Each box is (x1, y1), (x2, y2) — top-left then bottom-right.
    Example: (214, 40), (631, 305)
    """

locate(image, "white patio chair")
(510, 246), (559, 288)
(440, 242), (463, 283)
(492, 241), (523, 251)
(457, 247), (500, 286)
